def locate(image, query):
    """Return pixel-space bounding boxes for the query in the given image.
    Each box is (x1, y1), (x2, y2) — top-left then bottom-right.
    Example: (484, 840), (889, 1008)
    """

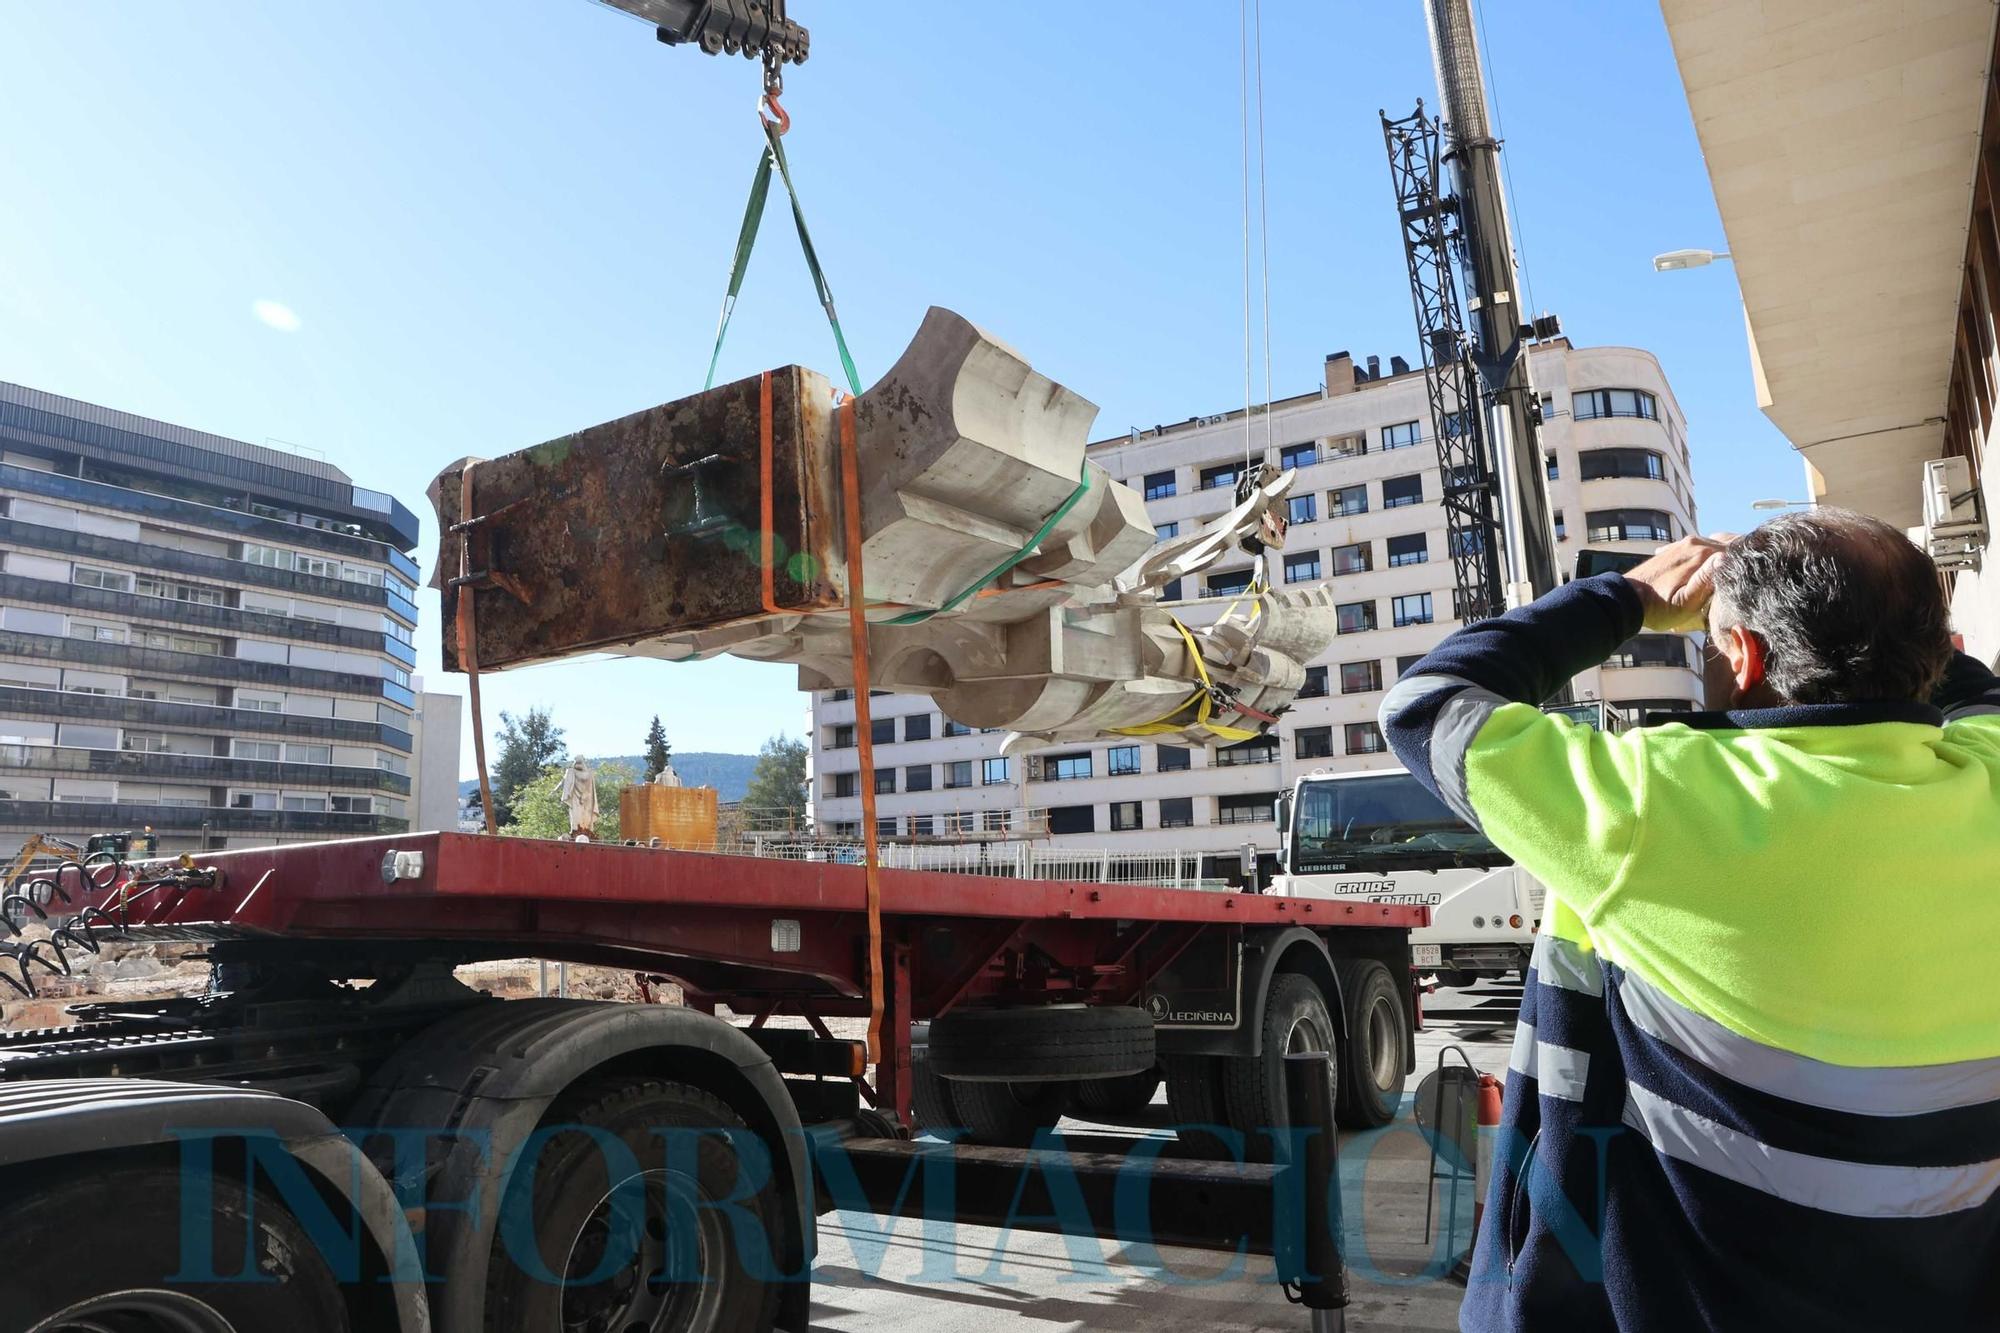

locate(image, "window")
(331, 795), (373, 814)
(1217, 793), (1276, 825)
(1554, 511), (1567, 542)
(1538, 391), (1558, 420)
(283, 795), (328, 813)
(1448, 529), (1485, 558)
(943, 719), (971, 737)
(1207, 569), (1253, 597)
(1607, 634), (1690, 669)
(982, 810), (1012, 832)
(73, 566), (133, 592)
(242, 544), (292, 570)
(1386, 533), (1428, 567)
(1160, 797), (1194, 828)
(1579, 449), (1666, 482)
(1345, 722), (1386, 755)
(1444, 463), (1481, 493)
(982, 757), (1009, 785)
(1216, 736), (1277, 766)
(1043, 752), (1092, 782)
(829, 773), (857, 798)
(870, 718), (895, 745)
(945, 760), (973, 789)
(905, 765), (934, 792)
(1546, 454), (1559, 481)
(1046, 804), (1095, 836)
(1108, 745), (1142, 776)
(942, 812), (974, 834)
(1198, 462), (1241, 491)
(1340, 660), (1384, 694)
(1279, 441), (1319, 470)
(1283, 551), (1322, 583)
(1586, 509), (1674, 543)
(1381, 475), (1423, 509)
(285, 744), (332, 765)
(1144, 470), (1177, 500)
(1110, 801), (1143, 832)
(874, 769), (897, 795)
(903, 714), (932, 742)
(1571, 388), (1659, 421)
(71, 621), (126, 643)
(1298, 666), (1328, 699)
(828, 688), (853, 702)
(1396, 654), (1424, 677)
(1331, 542), (1371, 576)
(122, 733), (165, 754)
(233, 740), (281, 762)
(829, 724), (855, 749)
(878, 817), (899, 837)
(831, 821), (860, 839)
(1155, 521), (1179, 540)
(1392, 593), (1434, 627)
(1329, 485), (1368, 517)
(1382, 420), (1421, 451)
(1619, 697), (1697, 723)
(1161, 578), (1184, 601)
(1287, 494), (1317, 525)
(1326, 433), (1368, 461)
(295, 554), (339, 580)
(1156, 744), (1191, 772)
(1337, 601), (1376, 634)
(230, 791), (278, 810)
(1295, 726), (1334, 759)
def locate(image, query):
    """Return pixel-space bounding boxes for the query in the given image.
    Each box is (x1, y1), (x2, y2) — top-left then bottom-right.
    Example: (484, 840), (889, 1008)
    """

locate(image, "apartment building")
(0, 380), (457, 852)
(809, 339), (1702, 883)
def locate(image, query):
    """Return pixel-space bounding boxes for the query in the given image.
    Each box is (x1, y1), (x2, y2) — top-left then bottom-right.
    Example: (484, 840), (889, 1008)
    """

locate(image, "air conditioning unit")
(1921, 456), (1986, 571)
(1024, 754), (1043, 781)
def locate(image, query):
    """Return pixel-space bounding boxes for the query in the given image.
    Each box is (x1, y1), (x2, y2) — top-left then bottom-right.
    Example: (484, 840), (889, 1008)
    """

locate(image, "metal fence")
(713, 835), (1227, 891)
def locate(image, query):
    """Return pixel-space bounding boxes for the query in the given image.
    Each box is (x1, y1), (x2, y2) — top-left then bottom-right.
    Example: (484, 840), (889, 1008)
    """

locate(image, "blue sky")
(0, 2), (1794, 778)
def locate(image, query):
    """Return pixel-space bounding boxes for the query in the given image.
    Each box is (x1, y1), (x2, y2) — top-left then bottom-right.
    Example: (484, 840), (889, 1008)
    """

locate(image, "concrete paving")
(810, 998), (1517, 1332)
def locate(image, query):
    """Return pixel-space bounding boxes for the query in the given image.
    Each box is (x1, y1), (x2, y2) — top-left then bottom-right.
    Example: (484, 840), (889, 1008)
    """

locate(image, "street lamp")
(1653, 248), (1732, 272)
(1751, 498), (1813, 511)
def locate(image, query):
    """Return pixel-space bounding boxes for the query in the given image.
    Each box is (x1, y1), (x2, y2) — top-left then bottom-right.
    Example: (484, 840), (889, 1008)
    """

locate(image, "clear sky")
(0, 1), (1795, 780)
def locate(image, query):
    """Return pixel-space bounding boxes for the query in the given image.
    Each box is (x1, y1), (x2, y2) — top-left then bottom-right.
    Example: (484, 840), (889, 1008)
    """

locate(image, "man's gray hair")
(1709, 509), (1952, 705)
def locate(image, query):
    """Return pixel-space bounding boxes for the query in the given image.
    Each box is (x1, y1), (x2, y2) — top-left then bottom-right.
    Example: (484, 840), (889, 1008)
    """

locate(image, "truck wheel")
(1163, 1054), (1236, 1158)
(1073, 1067), (1163, 1117)
(484, 1078), (783, 1333)
(908, 1052), (960, 1136)
(1335, 959), (1408, 1129)
(1223, 972), (1339, 1161)
(927, 1004), (1154, 1082)
(0, 1163), (350, 1333)
(947, 1079), (1070, 1147)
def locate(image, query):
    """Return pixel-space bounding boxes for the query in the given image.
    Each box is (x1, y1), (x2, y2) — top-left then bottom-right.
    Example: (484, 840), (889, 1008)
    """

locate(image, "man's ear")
(1715, 625), (1769, 700)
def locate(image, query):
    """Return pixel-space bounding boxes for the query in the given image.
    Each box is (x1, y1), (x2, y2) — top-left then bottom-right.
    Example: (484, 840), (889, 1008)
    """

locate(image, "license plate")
(1412, 944), (1443, 968)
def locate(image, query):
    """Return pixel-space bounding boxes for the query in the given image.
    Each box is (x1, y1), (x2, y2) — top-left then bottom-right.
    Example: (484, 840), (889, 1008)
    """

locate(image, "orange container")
(620, 783), (719, 849)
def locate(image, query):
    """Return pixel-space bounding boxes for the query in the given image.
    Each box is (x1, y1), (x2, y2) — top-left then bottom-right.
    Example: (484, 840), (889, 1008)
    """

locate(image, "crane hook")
(760, 91), (790, 136)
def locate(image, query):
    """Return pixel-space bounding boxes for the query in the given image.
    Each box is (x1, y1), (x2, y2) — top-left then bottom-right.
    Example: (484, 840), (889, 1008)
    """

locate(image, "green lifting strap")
(703, 119), (864, 398)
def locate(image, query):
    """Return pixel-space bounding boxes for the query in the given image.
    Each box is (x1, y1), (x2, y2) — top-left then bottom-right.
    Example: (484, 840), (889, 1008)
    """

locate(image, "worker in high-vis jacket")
(1381, 510), (2000, 1331)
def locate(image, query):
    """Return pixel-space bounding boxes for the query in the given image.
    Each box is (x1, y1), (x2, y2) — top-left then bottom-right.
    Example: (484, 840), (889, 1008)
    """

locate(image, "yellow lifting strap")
(1111, 617), (1261, 743)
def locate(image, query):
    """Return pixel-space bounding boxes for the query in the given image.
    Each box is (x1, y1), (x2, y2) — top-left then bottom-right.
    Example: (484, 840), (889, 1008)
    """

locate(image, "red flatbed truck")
(0, 832), (1421, 1333)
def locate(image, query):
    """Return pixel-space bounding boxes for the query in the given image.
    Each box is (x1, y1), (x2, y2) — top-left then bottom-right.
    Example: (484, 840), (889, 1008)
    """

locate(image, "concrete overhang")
(1660, 0), (1997, 525)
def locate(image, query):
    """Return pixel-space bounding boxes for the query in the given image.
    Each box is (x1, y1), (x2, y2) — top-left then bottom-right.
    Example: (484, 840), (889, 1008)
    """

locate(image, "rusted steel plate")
(430, 366), (841, 672)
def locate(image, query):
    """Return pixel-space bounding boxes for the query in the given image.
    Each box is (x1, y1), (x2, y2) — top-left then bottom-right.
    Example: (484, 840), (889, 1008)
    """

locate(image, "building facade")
(808, 340), (1703, 883)
(0, 380), (451, 852)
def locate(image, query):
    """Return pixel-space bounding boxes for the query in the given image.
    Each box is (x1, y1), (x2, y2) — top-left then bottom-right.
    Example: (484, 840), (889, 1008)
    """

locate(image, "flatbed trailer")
(0, 833), (1423, 1333)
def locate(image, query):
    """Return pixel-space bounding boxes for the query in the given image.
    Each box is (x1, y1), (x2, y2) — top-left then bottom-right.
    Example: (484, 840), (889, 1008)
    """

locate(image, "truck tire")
(1334, 959), (1408, 1129)
(483, 1077), (783, 1333)
(927, 1004), (1153, 1082)
(0, 1163), (351, 1333)
(1222, 972), (1339, 1161)
(1163, 1054), (1236, 1158)
(908, 1052), (959, 1136)
(1072, 1067), (1163, 1117)
(946, 1079), (1071, 1147)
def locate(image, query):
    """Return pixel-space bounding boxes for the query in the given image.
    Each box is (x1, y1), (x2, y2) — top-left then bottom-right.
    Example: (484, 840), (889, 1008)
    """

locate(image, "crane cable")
(1238, 0), (1276, 474)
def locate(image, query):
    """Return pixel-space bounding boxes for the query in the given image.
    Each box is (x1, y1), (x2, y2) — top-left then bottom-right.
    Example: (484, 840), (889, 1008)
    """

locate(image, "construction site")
(0, 2), (1996, 1332)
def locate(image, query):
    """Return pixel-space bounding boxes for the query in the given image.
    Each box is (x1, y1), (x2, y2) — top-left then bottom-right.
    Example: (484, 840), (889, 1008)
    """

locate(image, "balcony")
(0, 517), (415, 622)
(0, 743), (410, 795)
(0, 460), (417, 569)
(0, 798), (408, 838)
(0, 628), (409, 704)
(0, 686), (413, 752)
(0, 573), (399, 658)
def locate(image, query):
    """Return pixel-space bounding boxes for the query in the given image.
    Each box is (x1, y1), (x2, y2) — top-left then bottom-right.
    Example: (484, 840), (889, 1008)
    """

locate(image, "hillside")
(459, 751), (759, 804)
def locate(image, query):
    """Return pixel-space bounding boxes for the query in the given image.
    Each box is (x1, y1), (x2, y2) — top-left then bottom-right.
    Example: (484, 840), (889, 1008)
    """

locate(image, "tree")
(642, 716), (672, 781)
(740, 735), (808, 832)
(500, 761), (637, 842)
(490, 707), (566, 826)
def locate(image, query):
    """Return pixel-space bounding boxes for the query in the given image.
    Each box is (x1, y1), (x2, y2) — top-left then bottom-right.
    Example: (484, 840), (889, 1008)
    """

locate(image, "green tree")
(642, 716), (672, 781)
(490, 707), (566, 826)
(740, 735), (808, 832)
(500, 761), (637, 842)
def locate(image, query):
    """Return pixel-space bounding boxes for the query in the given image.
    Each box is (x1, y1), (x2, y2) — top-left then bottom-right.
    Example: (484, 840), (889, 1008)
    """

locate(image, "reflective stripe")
(1533, 931), (1604, 997)
(1377, 673), (1508, 829)
(1509, 1019), (1537, 1079)
(1622, 1082), (2000, 1219)
(1537, 1040), (1590, 1103)
(1617, 967), (2000, 1116)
